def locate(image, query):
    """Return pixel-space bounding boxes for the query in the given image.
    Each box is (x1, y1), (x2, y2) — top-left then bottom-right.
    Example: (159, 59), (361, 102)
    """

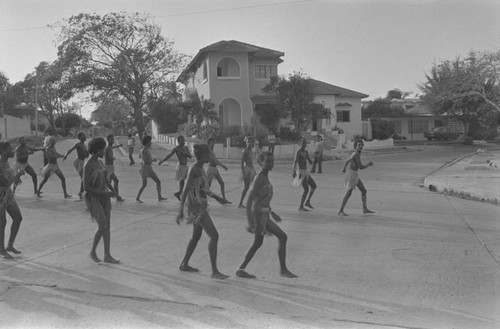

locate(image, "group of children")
(0, 131), (373, 280)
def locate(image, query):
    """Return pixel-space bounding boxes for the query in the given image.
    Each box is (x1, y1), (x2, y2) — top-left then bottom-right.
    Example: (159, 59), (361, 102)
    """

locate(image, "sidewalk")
(424, 146), (500, 204)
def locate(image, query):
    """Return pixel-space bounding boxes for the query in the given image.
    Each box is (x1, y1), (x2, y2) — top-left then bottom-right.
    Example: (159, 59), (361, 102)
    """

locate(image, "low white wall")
(344, 138), (394, 149)
(0, 115), (31, 139)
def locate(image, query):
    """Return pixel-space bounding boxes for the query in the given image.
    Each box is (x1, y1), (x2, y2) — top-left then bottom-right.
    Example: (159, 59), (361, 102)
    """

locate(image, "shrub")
(279, 126), (300, 142)
(470, 129), (498, 140)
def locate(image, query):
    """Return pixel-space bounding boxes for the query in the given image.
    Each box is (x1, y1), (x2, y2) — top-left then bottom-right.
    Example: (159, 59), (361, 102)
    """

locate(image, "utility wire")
(0, 0), (313, 32)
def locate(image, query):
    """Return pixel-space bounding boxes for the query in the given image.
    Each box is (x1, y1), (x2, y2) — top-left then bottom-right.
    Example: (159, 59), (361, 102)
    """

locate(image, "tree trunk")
(133, 105), (145, 138)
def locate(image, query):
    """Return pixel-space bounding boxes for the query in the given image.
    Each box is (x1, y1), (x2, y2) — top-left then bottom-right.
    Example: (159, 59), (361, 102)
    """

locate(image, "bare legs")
(179, 214), (228, 279)
(237, 220), (297, 278)
(239, 178), (251, 208)
(299, 176), (316, 211)
(338, 179), (373, 216)
(0, 203), (23, 259)
(37, 169), (71, 198)
(136, 172), (166, 203)
(208, 171), (230, 203)
(174, 180), (185, 201)
(89, 198), (119, 264)
(109, 173), (119, 196)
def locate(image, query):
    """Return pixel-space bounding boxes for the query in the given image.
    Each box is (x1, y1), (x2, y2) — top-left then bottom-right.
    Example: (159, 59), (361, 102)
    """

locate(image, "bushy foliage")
(278, 126), (301, 142)
(371, 119), (396, 140)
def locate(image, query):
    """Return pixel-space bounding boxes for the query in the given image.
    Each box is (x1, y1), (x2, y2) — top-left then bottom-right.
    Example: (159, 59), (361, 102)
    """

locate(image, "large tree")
(55, 12), (190, 137)
(262, 71), (329, 132)
(91, 96), (132, 134)
(419, 53), (498, 136)
(14, 60), (73, 130)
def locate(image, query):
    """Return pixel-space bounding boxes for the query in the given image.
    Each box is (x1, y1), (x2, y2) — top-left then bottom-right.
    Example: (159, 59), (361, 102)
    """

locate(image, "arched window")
(217, 57), (240, 78)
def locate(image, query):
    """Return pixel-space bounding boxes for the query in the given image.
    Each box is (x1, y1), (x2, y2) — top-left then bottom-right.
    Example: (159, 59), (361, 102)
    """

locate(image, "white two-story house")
(177, 40), (284, 128)
(175, 40), (368, 140)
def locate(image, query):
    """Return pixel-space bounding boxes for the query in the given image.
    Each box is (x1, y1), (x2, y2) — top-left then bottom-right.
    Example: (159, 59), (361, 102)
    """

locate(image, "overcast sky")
(1, 0), (499, 116)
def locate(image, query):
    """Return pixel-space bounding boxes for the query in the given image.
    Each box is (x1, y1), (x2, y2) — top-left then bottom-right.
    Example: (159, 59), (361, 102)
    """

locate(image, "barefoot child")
(338, 140), (374, 216)
(0, 142), (25, 259)
(84, 137), (123, 264)
(13, 137), (44, 195)
(292, 137), (316, 211)
(37, 137), (72, 198)
(104, 135), (123, 197)
(158, 135), (192, 201)
(177, 143), (229, 280)
(236, 152), (297, 279)
(136, 135), (167, 203)
(206, 137), (230, 204)
(63, 132), (89, 199)
(238, 137), (256, 208)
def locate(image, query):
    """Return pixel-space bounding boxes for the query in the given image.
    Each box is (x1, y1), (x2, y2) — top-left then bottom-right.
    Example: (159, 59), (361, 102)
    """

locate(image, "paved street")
(0, 140), (499, 329)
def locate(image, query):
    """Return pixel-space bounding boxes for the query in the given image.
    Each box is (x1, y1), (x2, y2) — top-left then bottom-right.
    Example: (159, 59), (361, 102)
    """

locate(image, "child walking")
(206, 137), (230, 204)
(0, 142), (25, 259)
(177, 144), (229, 280)
(136, 135), (167, 203)
(292, 137), (316, 211)
(158, 135), (192, 201)
(238, 137), (256, 208)
(37, 137), (72, 199)
(338, 140), (374, 216)
(84, 137), (123, 264)
(236, 152), (297, 279)
(63, 132), (89, 199)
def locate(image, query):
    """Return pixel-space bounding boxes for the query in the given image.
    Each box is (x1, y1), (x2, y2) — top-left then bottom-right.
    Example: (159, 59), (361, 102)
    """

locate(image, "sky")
(1, 0), (500, 118)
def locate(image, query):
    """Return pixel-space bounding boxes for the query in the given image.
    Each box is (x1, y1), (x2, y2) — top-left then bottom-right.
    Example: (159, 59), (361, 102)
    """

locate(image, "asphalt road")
(0, 140), (498, 329)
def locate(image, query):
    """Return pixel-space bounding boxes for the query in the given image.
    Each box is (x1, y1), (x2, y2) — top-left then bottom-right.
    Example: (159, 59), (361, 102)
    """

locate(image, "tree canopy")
(262, 71), (329, 131)
(419, 50), (500, 135)
(55, 12), (190, 136)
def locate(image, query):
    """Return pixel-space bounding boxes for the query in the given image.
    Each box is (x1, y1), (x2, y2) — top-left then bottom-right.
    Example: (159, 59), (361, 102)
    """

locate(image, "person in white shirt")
(310, 135), (324, 174)
(267, 133), (276, 154)
(127, 134), (136, 165)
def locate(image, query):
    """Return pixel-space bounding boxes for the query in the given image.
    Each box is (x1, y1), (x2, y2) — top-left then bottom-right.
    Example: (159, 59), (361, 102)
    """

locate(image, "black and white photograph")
(0, 0), (499, 328)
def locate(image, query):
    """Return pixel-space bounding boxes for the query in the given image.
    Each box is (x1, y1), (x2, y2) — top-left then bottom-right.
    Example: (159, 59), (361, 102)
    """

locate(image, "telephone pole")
(35, 73), (39, 136)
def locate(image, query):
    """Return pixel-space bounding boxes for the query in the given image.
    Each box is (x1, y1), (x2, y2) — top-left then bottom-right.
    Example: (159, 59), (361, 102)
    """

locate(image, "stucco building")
(175, 40), (368, 140)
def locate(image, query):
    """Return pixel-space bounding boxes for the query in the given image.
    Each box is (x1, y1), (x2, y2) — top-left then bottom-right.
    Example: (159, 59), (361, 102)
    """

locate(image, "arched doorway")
(218, 98), (242, 127)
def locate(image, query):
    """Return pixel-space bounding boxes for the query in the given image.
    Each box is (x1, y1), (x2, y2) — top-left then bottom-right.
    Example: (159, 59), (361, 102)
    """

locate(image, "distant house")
(362, 98), (464, 141)
(172, 40), (368, 140)
(309, 79), (368, 140)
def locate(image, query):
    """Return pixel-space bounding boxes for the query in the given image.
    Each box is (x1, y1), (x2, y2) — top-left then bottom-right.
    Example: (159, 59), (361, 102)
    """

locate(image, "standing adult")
(158, 135), (192, 201)
(84, 137), (123, 264)
(338, 140), (374, 216)
(0, 142), (24, 258)
(206, 138), (230, 204)
(292, 137), (316, 211)
(13, 137), (44, 195)
(63, 132), (89, 199)
(104, 135), (123, 197)
(176, 143), (229, 280)
(310, 135), (324, 174)
(236, 152), (297, 279)
(136, 135), (167, 203)
(267, 132), (276, 154)
(238, 137), (256, 209)
(127, 134), (136, 165)
(37, 137), (72, 199)
(42, 130), (54, 167)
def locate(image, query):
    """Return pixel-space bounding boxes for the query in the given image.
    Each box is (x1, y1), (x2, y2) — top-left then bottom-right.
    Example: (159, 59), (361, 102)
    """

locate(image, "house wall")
(314, 94), (337, 132)
(248, 59), (281, 97)
(207, 52), (253, 126)
(191, 56), (211, 100)
(0, 115), (31, 139)
(335, 96), (363, 140)
(384, 116), (435, 141)
(314, 95), (363, 140)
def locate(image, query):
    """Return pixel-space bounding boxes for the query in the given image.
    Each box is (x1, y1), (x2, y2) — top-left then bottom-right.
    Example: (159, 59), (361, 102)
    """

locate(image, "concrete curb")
(423, 152), (500, 204)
